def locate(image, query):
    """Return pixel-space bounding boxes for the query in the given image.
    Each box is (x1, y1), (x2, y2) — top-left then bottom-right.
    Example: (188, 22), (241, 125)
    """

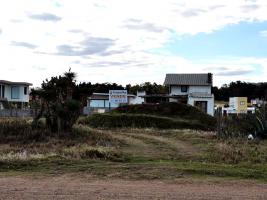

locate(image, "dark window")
(24, 87), (28, 95)
(0, 85), (5, 98)
(181, 86), (188, 93)
(2, 85), (4, 98)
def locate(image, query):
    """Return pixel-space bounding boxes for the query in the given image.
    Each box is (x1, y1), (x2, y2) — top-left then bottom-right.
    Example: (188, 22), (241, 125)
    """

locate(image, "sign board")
(109, 90), (128, 104)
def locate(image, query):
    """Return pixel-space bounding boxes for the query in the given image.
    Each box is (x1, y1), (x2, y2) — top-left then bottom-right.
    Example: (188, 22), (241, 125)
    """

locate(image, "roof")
(0, 80), (33, 86)
(164, 73), (212, 86)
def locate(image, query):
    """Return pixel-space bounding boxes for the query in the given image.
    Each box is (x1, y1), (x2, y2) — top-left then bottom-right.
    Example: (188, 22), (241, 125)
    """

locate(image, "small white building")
(164, 73), (214, 116)
(0, 80), (32, 109)
(222, 97), (255, 115)
(83, 92), (145, 115)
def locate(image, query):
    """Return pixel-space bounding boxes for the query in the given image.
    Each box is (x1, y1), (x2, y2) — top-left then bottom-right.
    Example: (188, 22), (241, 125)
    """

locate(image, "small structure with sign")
(109, 90), (128, 104)
(222, 97), (255, 115)
(83, 90), (145, 115)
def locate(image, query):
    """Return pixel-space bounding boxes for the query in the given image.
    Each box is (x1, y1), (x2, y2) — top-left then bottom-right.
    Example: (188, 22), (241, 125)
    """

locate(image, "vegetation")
(78, 113), (212, 130)
(0, 121), (267, 181)
(213, 81), (267, 101)
(31, 69), (87, 133)
(217, 106), (267, 139)
(113, 103), (216, 128)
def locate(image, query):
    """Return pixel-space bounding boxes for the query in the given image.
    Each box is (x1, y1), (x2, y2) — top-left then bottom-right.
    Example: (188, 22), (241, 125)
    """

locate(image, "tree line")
(212, 81), (267, 101)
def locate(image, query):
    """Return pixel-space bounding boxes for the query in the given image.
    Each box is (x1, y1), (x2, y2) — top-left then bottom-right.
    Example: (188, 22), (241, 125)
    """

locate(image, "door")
(194, 101), (208, 114)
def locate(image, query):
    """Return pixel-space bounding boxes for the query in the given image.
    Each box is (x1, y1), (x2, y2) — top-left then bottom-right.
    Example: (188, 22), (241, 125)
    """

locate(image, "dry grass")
(0, 119), (267, 181)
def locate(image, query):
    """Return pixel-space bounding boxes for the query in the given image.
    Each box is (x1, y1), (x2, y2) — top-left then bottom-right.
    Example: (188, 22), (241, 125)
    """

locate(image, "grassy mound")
(112, 103), (216, 129)
(79, 113), (215, 131)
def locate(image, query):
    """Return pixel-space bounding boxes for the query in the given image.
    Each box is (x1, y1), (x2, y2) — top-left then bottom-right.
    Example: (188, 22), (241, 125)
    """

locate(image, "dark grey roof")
(0, 80), (32, 86)
(164, 73), (212, 86)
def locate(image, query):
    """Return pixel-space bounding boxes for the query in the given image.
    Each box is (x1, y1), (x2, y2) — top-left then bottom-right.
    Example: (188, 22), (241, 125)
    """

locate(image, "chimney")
(207, 73), (213, 85)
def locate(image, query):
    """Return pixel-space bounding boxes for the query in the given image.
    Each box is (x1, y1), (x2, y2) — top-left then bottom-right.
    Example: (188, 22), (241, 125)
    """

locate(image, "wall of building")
(128, 96), (144, 104)
(3, 85), (30, 103)
(187, 96), (214, 116)
(170, 85), (211, 95)
(189, 86), (211, 94)
(229, 97), (248, 114)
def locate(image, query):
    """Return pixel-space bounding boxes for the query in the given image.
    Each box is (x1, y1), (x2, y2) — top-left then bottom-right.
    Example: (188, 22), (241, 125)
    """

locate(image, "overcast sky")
(0, 0), (267, 87)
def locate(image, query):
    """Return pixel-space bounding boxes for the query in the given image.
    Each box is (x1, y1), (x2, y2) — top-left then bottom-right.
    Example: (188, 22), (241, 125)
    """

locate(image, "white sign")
(109, 90), (128, 104)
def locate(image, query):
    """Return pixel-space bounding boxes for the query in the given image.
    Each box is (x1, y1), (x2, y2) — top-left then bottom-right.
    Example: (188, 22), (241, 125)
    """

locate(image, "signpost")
(109, 90), (128, 104)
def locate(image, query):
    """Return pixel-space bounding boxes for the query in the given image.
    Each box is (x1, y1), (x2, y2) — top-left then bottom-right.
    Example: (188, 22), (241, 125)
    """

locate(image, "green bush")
(79, 113), (214, 131)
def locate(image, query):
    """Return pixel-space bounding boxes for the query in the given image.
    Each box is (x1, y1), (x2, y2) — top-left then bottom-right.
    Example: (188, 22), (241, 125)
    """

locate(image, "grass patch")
(0, 120), (267, 182)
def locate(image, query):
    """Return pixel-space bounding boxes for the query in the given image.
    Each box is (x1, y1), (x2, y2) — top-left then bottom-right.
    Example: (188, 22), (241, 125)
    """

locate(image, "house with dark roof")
(164, 73), (214, 116)
(0, 80), (32, 109)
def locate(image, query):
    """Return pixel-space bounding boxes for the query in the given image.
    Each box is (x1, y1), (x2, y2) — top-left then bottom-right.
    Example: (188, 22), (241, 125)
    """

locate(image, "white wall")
(3, 84), (30, 102)
(170, 85), (211, 95)
(129, 96), (144, 104)
(188, 96), (214, 116)
(189, 86), (211, 94)
(229, 97), (238, 109)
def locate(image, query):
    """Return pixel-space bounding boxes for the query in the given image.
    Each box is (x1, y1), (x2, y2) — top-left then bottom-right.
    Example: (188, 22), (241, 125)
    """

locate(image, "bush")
(112, 103), (216, 128)
(79, 113), (214, 131)
(218, 113), (267, 139)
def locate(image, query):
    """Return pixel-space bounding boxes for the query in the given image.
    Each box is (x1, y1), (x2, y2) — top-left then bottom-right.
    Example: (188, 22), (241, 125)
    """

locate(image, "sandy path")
(0, 176), (267, 200)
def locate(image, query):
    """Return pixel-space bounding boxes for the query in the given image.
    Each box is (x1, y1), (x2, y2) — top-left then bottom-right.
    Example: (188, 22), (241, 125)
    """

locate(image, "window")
(90, 100), (105, 108)
(181, 86), (188, 93)
(0, 85), (4, 98)
(24, 87), (28, 95)
(11, 86), (20, 99)
(2, 85), (4, 98)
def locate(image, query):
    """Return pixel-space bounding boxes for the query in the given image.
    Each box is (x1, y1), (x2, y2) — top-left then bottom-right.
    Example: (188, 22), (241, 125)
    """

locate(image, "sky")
(0, 0), (267, 87)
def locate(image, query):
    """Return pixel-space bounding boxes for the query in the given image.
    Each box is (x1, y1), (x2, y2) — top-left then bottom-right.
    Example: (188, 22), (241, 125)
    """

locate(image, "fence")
(0, 109), (34, 117)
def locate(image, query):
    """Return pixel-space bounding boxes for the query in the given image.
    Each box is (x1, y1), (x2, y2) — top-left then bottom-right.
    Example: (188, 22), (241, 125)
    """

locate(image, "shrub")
(218, 113), (267, 139)
(79, 113), (214, 131)
(0, 118), (51, 143)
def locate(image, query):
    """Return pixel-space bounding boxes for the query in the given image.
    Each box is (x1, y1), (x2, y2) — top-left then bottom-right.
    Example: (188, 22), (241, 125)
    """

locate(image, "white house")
(164, 73), (214, 116)
(0, 80), (32, 109)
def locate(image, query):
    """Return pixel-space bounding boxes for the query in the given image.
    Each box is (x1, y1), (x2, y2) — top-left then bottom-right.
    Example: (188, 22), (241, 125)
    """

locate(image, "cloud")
(260, 30), (267, 37)
(216, 69), (254, 76)
(1, 0), (267, 87)
(28, 13), (62, 21)
(124, 19), (168, 33)
(68, 29), (84, 33)
(181, 9), (207, 17)
(11, 41), (38, 49)
(56, 36), (115, 56)
(10, 19), (23, 23)
(0, 29), (2, 34)
(209, 5), (226, 10)
(240, 4), (259, 12)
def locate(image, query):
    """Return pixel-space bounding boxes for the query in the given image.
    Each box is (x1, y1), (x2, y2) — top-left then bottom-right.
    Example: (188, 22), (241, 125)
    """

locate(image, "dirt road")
(0, 175), (267, 200)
